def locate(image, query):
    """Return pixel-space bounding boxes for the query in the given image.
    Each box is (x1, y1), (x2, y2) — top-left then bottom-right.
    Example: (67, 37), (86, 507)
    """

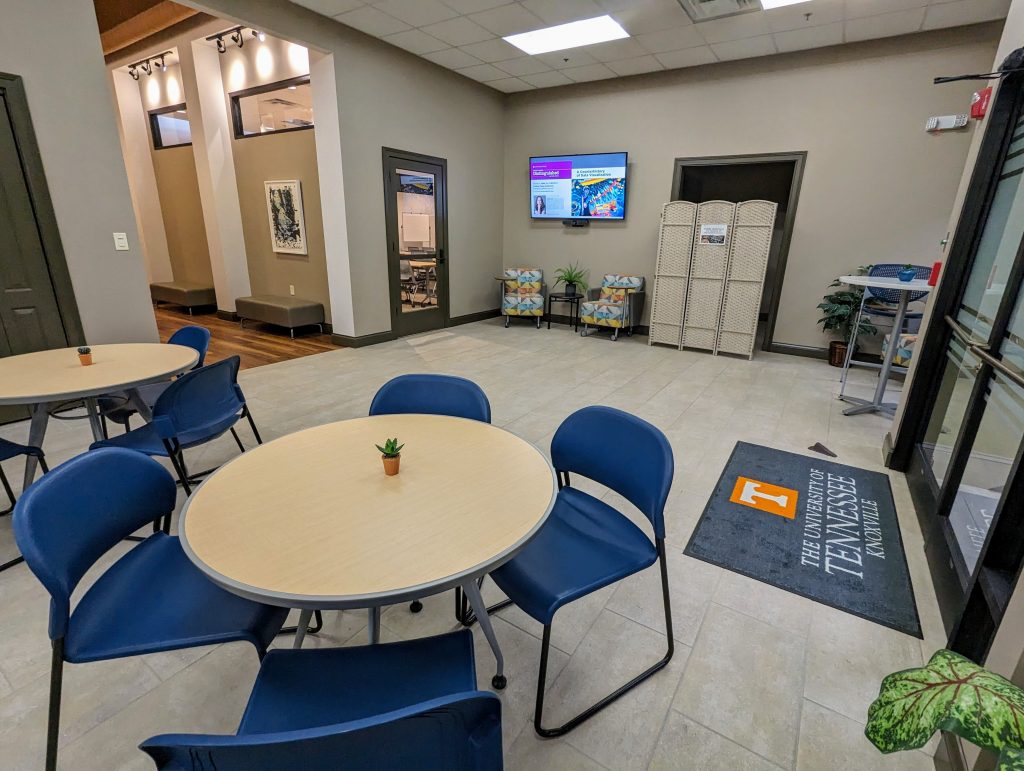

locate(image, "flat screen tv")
(529, 152), (628, 220)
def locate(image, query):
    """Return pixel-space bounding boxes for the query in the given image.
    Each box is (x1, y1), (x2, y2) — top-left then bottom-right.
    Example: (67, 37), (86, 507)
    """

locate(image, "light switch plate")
(113, 232), (129, 251)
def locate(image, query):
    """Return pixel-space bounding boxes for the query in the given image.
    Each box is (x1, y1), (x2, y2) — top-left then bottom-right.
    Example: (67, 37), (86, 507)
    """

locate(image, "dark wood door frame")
(381, 147), (450, 336)
(0, 72), (83, 349)
(669, 151), (807, 355)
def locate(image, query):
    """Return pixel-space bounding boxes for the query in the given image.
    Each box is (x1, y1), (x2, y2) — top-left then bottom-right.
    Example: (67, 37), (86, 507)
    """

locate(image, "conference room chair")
(90, 355), (260, 495)
(13, 448), (288, 771)
(98, 325), (211, 437)
(140, 630), (501, 770)
(579, 274), (645, 341)
(491, 405), (674, 736)
(369, 373), (506, 624)
(500, 267), (546, 328)
(0, 437), (48, 572)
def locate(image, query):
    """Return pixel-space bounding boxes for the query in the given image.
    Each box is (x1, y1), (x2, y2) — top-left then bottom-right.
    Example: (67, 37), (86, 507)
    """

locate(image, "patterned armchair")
(580, 274), (645, 340)
(501, 268), (546, 329)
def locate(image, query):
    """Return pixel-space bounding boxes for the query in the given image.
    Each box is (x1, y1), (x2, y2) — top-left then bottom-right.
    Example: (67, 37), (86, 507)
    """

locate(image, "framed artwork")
(264, 180), (307, 255)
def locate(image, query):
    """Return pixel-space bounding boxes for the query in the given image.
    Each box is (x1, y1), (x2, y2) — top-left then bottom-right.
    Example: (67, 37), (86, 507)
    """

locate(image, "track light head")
(140, 60), (151, 76)
(215, 35), (226, 53)
(256, 30), (266, 42)
(159, 55), (167, 72)
(129, 66), (139, 80)
(231, 30), (244, 48)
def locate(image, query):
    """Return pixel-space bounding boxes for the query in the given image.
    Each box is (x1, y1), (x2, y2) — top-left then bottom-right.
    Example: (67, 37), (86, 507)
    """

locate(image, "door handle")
(945, 315), (990, 350)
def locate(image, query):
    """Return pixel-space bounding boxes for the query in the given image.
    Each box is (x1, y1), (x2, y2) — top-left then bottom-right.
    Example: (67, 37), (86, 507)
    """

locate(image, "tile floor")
(0, 320), (943, 770)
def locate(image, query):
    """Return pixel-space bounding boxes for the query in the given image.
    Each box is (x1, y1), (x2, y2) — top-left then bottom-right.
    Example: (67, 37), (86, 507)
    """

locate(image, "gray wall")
(502, 25), (999, 350)
(190, 0), (506, 336)
(150, 144), (215, 286)
(0, 0), (158, 344)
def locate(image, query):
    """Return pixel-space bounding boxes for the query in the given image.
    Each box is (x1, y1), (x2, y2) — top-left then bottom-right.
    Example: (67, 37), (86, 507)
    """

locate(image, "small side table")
(547, 293), (583, 331)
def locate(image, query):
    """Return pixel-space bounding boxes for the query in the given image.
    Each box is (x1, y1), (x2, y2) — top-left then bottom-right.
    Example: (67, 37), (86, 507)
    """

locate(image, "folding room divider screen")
(649, 199), (776, 359)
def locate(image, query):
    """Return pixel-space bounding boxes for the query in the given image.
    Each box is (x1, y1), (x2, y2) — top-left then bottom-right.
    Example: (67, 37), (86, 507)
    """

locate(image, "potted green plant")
(77, 346), (92, 366)
(376, 437), (404, 476)
(553, 262), (588, 297)
(866, 649), (1024, 769)
(817, 269), (877, 367)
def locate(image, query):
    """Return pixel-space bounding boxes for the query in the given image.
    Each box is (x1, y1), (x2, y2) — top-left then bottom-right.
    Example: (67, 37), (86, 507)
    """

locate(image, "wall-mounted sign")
(699, 223), (728, 245)
(265, 179), (307, 255)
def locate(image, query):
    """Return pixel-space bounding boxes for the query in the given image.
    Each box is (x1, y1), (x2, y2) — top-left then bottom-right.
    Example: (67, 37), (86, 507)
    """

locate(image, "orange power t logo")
(729, 477), (798, 519)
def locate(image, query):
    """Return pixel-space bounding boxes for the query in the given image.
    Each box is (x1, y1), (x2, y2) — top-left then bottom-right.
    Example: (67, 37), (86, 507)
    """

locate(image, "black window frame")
(229, 75), (314, 140)
(148, 103), (192, 150)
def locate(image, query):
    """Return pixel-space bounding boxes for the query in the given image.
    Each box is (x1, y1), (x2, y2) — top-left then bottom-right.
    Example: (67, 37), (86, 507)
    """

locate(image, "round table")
(0, 343), (199, 488)
(838, 275), (933, 416)
(179, 413), (557, 687)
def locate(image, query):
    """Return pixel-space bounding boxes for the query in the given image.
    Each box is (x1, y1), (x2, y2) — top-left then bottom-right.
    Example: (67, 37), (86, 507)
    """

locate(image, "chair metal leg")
(0, 464), (15, 517)
(229, 427), (246, 453)
(455, 577), (512, 627)
(163, 440), (193, 496)
(369, 607), (381, 644)
(244, 406), (263, 445)
(280, 609), (323, 636)
(533, 540), (674, 738)
(45, 638), (64, 771)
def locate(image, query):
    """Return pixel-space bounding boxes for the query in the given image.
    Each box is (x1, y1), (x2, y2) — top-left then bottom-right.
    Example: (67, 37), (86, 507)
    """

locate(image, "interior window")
(149, 104), (192, 149)
(231, 78), (314, 138)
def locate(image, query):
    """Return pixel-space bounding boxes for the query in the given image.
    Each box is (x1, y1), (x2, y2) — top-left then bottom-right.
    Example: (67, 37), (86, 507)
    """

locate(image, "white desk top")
(0, 343), (199, 406)
(180, 414), (557, 609)
(840, 275), (934, 293)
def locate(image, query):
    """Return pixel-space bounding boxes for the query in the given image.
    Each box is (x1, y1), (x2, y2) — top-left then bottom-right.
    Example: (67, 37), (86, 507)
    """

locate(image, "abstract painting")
(264, 180), (307, 255)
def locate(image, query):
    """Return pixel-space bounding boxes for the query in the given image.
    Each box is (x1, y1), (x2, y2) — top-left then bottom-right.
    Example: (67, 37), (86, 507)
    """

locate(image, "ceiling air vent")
(676, 0), (761, 22)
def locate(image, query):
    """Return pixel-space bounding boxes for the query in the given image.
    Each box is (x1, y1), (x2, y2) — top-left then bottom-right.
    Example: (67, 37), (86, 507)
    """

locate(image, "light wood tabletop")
(180, 413), (557, 609)
(0, 343), (199, 405)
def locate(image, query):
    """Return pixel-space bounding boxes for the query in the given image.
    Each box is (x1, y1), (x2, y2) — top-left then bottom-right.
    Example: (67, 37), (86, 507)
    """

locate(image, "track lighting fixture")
(126, 51), (173, 80)
(139, 60), (151, 76)
(128, 65), (139, 80)
(215, 35), (226, 53)
(231, 29), (244, 48)
(159, 54), (168, 72)
(254, 30), (266, 42)
(207, 26), (267, 55)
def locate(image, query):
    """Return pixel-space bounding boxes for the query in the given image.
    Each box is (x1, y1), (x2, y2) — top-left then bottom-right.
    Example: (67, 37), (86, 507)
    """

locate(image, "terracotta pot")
(78, 353), (93, 366)
(828, 340), (848, 368)
(382, 454), (401, 476)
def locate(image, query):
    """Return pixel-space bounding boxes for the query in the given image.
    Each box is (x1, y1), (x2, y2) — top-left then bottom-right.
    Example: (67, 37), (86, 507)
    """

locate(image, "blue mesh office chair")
(13, 449), (288, 771)
(98, 325), (212, 436)
(369, 374), (500, 622)
(90, 356), (259, 495)
(491, 406), (675, 736)
(139, 630), (501, 770)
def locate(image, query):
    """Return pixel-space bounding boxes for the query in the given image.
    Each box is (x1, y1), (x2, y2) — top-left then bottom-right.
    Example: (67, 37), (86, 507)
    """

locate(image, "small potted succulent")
(898, 264), (918, 282)
(376, 437), (404, 476)
(77, 346), (93, 366)
(554, 261), (588, 297)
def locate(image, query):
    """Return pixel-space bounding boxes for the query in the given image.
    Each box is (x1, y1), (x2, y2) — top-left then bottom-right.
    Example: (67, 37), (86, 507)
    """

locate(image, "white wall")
(0, 0), (157, 344)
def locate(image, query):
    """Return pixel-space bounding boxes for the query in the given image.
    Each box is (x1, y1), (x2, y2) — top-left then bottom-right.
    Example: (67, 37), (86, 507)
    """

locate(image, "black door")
(0, 91), (68, 355)
(382, 149), (449, 337)
(898, 72), (1024, 661)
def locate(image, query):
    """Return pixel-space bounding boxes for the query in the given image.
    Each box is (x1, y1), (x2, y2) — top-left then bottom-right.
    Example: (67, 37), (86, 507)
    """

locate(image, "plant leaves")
(865, 650), (1024, 755)
(1000, 747), (1024, 770)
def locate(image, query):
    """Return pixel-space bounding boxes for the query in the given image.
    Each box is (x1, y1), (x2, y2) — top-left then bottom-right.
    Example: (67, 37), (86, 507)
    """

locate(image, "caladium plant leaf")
(866, 650), (1024, 756)
(999, 747), (1024, 770)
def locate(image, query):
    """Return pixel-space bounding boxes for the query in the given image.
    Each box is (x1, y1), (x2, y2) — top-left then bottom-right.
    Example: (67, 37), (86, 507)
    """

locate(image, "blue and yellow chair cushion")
(580, 274), (644, 328)
(502, 268), (545, 317)
(882, 333), (917, 367)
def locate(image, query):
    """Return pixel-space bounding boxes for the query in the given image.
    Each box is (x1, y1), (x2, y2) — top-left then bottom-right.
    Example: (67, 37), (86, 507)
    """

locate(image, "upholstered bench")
(150, 281), (217, 315)
(235, 295), (325, 338)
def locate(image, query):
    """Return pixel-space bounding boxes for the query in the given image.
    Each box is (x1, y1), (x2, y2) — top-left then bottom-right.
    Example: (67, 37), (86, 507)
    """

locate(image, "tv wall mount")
(562, 219), (590, 228)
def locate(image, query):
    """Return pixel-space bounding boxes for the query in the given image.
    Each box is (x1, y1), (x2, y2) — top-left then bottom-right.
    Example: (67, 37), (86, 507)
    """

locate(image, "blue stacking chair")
(90, 355), (260, 495)
(99, 325), (212, 436)
(369, 373), (500, 623)
(0, 437), (47, 518)
(13, 449), (288, 771)
(139, 630), (502, 770)
(491, 406), (675, 737)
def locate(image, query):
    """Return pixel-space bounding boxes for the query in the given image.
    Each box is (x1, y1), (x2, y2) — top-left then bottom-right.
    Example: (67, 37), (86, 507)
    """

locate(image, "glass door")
(382, 150), (448, 337)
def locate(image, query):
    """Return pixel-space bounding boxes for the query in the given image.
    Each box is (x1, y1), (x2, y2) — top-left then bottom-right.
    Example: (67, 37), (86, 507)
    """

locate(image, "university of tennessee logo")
(729, 477), (798, 519)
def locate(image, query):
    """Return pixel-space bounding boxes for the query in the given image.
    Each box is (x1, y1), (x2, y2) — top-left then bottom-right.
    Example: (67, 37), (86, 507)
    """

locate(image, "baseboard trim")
(769, 342), (828, 359)
(450, 308), (500, 326)
(216, 309), (239, 322)
(331, 330), (397, 348)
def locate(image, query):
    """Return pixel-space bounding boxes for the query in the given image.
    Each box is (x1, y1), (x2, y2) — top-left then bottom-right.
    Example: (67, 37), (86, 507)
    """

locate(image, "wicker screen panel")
(648, 201), (697, 349)
(716, 199), (777, 358)
(682, 201), (735, 351)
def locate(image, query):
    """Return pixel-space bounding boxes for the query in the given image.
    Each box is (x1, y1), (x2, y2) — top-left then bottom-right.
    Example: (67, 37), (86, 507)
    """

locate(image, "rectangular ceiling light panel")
(504, 15), (629, 56)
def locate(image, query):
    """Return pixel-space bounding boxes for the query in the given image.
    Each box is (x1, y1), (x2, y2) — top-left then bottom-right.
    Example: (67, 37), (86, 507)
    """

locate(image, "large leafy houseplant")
(553, 262), (588, 296)
(817, 266), (878, 366)
(866, 649), (1024, 769)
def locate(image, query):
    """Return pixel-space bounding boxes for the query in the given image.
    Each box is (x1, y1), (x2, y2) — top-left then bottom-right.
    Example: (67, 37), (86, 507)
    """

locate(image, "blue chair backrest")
(168, 325), (211, 369)
(369, 374), (491, 423)
(866, 264), (931, 304)
(151, 356), (245, 440)
(140, 692), (502, 771)
(13, 448), (177, 640)
(551, 406), (674, 539)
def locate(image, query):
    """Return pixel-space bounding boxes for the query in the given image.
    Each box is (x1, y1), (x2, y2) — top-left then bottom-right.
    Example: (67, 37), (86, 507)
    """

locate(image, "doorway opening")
(670, 152), (805, 353)
(382, 148), (449, 337)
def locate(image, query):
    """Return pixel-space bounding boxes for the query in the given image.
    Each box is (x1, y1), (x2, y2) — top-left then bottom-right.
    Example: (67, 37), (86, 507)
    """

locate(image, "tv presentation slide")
(530, 153), (626, 219)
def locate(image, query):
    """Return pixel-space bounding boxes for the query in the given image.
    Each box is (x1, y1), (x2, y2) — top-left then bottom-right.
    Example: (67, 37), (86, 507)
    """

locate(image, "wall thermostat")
(926, 114), (969, 132)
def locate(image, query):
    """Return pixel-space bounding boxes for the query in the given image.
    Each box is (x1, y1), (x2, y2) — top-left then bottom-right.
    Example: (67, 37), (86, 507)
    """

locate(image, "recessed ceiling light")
(760, 0), (811, 8)
(504, 15), (629, 56)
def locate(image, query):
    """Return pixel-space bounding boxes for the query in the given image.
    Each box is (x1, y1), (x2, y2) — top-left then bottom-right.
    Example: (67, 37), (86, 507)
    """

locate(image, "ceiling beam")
(100, 1), (199, 56)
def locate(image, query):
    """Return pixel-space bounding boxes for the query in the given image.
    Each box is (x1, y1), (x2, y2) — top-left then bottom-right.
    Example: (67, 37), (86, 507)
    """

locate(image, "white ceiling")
(291, 0), (1010, 92)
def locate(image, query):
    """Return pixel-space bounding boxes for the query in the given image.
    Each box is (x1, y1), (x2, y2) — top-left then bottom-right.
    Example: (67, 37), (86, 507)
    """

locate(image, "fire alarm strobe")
(926, 114), (969, 132)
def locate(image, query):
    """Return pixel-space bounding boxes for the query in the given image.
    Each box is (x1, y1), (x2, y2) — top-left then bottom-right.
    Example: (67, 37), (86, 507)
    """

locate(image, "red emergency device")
(971, 87), (993, 120)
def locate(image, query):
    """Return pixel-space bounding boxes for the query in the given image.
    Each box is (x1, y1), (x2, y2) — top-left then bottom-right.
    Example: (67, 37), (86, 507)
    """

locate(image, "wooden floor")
(155, 306), (339, 370)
